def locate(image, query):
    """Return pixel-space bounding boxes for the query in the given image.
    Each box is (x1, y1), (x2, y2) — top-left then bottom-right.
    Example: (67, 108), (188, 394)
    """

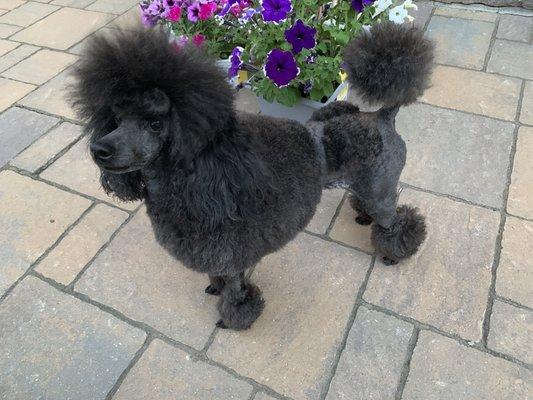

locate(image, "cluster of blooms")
(139, 0), (416, 103)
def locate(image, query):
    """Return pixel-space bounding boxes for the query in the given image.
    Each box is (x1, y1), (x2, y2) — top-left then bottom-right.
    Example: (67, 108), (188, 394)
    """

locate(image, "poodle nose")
(90, 142), (114, 162)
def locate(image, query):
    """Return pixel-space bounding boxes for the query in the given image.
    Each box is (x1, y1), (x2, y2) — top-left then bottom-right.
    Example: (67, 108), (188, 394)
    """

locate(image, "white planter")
(257, 81), (349, 123)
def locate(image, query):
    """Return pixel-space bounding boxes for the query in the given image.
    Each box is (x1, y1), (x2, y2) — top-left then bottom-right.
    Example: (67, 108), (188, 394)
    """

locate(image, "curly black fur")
(343, 22), (434, 106)
(372, 205), (427, 265)
(217, 281), (265, 330)
(71, 26), (431, 331)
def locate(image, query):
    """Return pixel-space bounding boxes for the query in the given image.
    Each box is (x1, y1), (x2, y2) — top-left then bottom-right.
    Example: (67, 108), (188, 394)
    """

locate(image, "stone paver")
(75, 210), (218, 350)
(0, 170), (91, 296)
(398, 103), (515, 208)
(410, 2), (433, 29)
(421, 65), (522, 121)
(51, 0), (95, 7)
(326, 307), (413, 400)
(488, 40), (533, 80)
(364, 188), (500, 341)
(11, 7), (113, 50)
(497, 14), (533, 42)
(508, 126), (533, 220)
(11, 121), (83, 172)
(41, 138), (139, 210)
(36, 203), (128, 285)
(0, 276), (146, 399)
(1, 48), (77, 84)
(209, 233), (371, 400)
(306, 188), (344, 235)
(0, 76), (34, 111)
(0, 1), (58, 27)
(497, 216), (533, 307)
(254, 394), (276, 400)
(0, 38), (18, 56)
(0, 106), (58, 167)
(521, 81), (533, 125)
(426, 16), (494, 70)
(68, 26), (115, 55)
(0, 0), (25, 10)
(108, 4), (140, 28)
(18, 67), (78, 119)
(402, 331), (533, 399)
(329, 197), (374, 252)
(0, 43), (38, 71)
(86, 0), (140, 15)
(114, 339), (254, 400)
(433, 7), (497, 22)
(488, 300), (532, 364)
(0, 22), (22, 38)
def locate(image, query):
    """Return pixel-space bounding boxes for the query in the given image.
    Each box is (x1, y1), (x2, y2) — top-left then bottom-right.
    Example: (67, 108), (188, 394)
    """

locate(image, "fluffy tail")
(371, 205), (426, 265)
(343, 23), (434, 107)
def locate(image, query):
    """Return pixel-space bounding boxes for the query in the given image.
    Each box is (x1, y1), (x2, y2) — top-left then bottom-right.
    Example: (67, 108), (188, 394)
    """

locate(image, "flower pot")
(256, 81), (350, 123)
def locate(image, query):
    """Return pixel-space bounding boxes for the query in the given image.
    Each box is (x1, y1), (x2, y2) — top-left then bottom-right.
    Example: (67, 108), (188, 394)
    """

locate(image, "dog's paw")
(217, 283), (265, 331)
(216, 319), (228, 329)
(205, 284), (222, 296)
(382, 256), (399, 266)
(355, 215), (373, 225)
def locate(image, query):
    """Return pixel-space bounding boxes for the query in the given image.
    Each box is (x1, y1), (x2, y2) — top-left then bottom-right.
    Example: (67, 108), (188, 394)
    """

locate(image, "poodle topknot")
(71, 24), (433, 330)
(343, 22), (434, 106)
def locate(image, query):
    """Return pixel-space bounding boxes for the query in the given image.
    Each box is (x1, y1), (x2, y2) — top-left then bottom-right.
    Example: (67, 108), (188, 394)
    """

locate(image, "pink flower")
(192, 34), (206, 47)
(167, 6), (182, 21)
(199, 2), (217, 20)
(230, 4), (242, 15)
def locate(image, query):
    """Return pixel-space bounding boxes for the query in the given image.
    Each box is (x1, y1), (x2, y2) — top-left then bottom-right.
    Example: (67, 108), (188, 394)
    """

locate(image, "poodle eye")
(149, 119), (163, 132)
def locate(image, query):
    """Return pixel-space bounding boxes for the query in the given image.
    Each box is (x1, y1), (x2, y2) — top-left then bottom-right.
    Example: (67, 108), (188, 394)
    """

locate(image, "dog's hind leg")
(205, 275), (225, 296)
(348, 194), (373, 226)
(216, 272), (265, 330)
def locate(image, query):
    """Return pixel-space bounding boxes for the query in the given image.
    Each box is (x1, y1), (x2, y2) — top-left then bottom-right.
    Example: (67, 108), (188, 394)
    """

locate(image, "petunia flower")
(372, 0), (392, 17)
(187, 2), (201, 22)
(228, 46), (244, 78)
(388, 4), (408, 23)
(218, 0), (239, 17)
(264, 48), (300, 87)
(167, 6), (182, 21)
(261, 0), (292, 23)
(402, 0), (418, 9)
(351, 0), (372, 12)
(284, 19), (316, 54)
(192, 33), (206, 46)
(199, 2), (217, 20)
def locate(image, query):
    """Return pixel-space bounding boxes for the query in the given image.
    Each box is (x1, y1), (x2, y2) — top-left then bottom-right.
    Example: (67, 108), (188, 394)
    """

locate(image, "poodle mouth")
(99, 165), (141, 174)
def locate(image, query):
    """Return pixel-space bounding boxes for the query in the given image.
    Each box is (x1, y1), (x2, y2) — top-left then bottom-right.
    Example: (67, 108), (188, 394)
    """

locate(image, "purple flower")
(264, 49), (299, 87)
(261, 0), (292, 23)
(219, 0), (239, 17)
(351, 0), (372, 12)
(228, 47), (243, 78)
(284, 19), (316, 54)
(187, 2), (201, 22)
(147, 0), (166, 16)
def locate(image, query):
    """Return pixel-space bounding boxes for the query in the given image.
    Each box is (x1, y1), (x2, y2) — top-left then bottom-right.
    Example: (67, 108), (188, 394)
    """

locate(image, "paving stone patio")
(0, 1), (531, 399)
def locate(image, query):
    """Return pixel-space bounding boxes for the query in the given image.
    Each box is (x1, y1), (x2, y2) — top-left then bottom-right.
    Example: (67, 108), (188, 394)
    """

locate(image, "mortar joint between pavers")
(482, 13), (500, 72)
(325, 190), (348, 236)
(67, 205), (140, 290)
(303, 229), (375, 257)
(28, 271), (293, 399)
(494, 294), (533, 312)
(318, 256), (377, 400)
(361, 300), (533, 371)
(0, 201), (95, 305)
(394, 326), (420, 400)
(105, 334), (154, 400)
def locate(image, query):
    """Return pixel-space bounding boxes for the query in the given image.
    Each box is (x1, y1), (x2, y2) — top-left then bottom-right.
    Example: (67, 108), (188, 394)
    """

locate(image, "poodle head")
(69, 27), (235, 173)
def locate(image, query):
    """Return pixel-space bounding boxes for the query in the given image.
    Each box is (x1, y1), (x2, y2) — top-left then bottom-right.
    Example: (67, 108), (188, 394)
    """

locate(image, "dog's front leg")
(205, 275), (225, 296)
(216, 272), (265, 331)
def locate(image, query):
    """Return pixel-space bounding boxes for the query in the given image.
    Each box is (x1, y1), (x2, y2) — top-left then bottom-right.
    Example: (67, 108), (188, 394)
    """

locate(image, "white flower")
(372, 0), (393, 17)
(402, 0), (418, 9)
(388, 5), (408, 24)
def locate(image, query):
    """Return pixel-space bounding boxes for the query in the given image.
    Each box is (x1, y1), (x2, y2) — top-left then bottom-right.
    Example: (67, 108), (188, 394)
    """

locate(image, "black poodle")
(70, 23), (433, 330)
